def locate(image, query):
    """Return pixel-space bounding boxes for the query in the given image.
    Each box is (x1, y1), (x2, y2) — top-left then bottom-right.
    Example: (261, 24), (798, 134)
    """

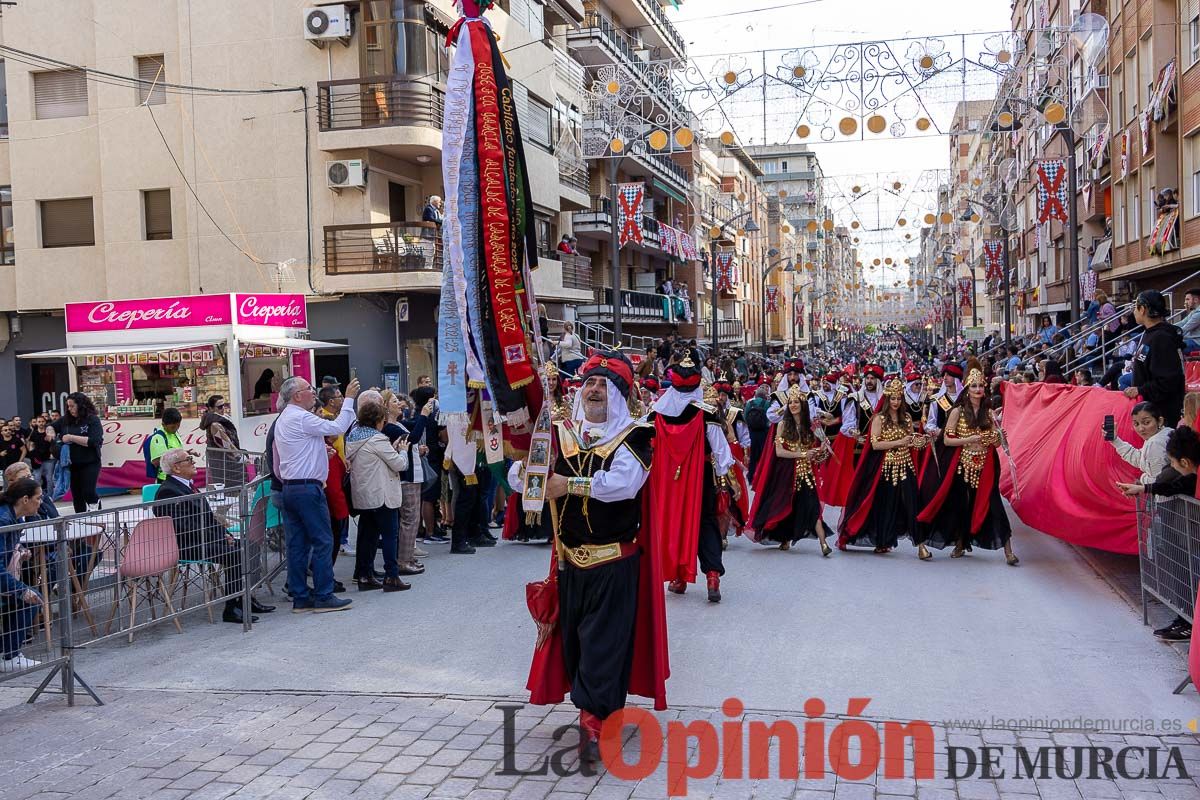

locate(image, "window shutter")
(526, 95), (551, 148)
(137, 56), (166, 106)
(144, 189), (172, 240)
(33, 70), (88, 119)
(512, 79), (530, 133)
(40, 198), (95, 248)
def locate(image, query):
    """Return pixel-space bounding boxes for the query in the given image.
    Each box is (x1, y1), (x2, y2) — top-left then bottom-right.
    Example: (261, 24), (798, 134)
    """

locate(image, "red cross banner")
(765, 286), (779, 313)
(715, 252), (734, 292)
(617, 183), (644, 248)
(983, 240), (1004, 283)
(958, 277), (973, 311)
(1036, 160), (1069, 224)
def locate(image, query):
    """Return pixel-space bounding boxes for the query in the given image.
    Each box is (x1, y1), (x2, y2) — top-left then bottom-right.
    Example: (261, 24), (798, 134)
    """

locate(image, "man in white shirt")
(274, 375), (360, 613)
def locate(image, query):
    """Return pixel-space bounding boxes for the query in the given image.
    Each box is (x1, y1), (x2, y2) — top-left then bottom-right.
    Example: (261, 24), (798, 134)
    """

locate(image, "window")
(1113, 67), (1124, 128)
(1114, 190), (1125, 245)
(1138, 39), (1153, 112)
(136, 55), (166, 105)
(1124, 52), (1137, 123)
(0, 61), (7, 138)
(534, 212), (553, 259)
(33, 69), (88, 119)
(761, 161), (777, 174)
(39, 198), (95, 248)
(1130, 184), (1141, 242)
(1190, 136), (1200, 217)
(143, 189), (171, 240)
(1147, 185), (1156, 239)
(780, 160), (788, 172)
(0, 187), (12, 265)
(1192, 13), (1200, 66)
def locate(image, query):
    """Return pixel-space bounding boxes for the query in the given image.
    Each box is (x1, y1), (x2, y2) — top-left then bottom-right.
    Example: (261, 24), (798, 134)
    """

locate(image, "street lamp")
(709, 212), (760, 358)
(758, 249), (792, 358)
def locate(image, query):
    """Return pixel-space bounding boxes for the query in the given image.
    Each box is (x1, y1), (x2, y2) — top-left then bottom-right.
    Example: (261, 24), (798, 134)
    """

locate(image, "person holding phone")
(1106, 402), (1172, 485)
(1, 478), (46, 669)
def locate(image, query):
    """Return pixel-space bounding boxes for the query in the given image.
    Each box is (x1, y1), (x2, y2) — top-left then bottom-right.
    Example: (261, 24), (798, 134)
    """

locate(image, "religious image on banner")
(1036, 159), (1069, 224)
(958, 277), (973, 311)
(1081, 268), (1098, 303)
(617, 183), (645, 248)
(680, 232), (698, 260)
(765, 286), (779, 313)
(659, 223), (678, 258)
(982, 240), (1004, 284)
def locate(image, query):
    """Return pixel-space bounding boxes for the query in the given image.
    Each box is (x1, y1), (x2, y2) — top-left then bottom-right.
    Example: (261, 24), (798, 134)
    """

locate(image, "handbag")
(419, 453), (438, 493)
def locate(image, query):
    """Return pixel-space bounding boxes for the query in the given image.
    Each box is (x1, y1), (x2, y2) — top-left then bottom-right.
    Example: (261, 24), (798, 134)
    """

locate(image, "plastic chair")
(141, 483), (159, 503)
(104, 517), (183, 643)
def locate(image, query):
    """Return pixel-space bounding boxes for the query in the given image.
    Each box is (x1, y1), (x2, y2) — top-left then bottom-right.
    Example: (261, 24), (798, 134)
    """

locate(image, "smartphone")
(1103, 414), (1116, 441)
(350, 366), (358, 382)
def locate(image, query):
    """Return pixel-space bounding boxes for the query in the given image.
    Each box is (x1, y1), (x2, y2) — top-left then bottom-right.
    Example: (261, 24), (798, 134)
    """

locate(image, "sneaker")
(314, 597), (354, 613)
(413, 547), (429, 557)
(341, 545), (356, 556)
(1161, 625), (1192, 642)
(469, 536), (497, 548)
(1154, 616), (1187, 637)
(292, 600), (315, 614)
(428, 534), (451, 544)
(2, 654), (41, 670)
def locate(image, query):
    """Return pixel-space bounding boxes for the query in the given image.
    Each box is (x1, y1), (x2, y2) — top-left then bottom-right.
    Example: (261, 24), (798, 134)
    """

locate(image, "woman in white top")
(345, 403), (410, 592)
(1108, 401), (1172, 484)
(558, 321), (586, 377)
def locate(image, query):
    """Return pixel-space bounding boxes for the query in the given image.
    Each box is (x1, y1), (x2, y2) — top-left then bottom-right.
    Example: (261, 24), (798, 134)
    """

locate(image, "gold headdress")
(678, 356), (696, 368)
(544, 362), (559, 378)
(786, 384), (806, 402)
(966, 368), (985, 387)
(703, 381), (719, 405)
(883, 378), (905, 398)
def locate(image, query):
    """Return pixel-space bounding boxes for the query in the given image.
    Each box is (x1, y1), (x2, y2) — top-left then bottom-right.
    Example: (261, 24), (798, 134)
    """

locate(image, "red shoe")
(706, 571), (721, 603)
(667, 579), (686, 594)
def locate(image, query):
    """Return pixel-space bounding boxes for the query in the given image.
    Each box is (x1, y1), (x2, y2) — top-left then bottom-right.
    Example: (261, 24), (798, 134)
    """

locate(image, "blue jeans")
(1119, 373), (1134, 390)
(1185, 338), (1200, 352)
(281, 482), (336, 603)
(1, 595), (38, 660)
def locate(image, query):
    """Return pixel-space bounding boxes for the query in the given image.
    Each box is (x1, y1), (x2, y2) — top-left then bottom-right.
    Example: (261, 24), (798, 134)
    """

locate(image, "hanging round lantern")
(647, 129), (669, 150)
(719, 131), (736, 146)
(793, 65), (807, 79)
(867, 115), (887, 134)
(723, 70), (738, 85)
(916, 117), (932, 131)
(839, 117), (858, 136)
(924, 213), (936, 225)
(610, 138), (625, 153)
(606, 80), (621, 95)
(675, 127), (696, 147)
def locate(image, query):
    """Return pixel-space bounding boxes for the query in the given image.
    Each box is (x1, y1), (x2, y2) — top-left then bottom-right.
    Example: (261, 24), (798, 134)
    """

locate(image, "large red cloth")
(650, 413), (707, 583)
(525, 490), (670, 710)
(998, 383), (1141, 554)
(821, 433), (859, 506)
(726, 442), (750, 533)
(1186, 360), (1200, 391)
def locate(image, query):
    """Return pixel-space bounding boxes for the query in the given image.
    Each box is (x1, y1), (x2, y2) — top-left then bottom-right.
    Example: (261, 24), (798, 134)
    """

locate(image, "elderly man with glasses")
(273, 375), (360, 613)
(154, 448), (275, 624)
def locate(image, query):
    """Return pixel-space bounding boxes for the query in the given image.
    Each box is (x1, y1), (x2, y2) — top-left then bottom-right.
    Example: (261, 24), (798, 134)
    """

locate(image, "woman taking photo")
(1107, 401), (1172, 485)
(838, 379), (929, 559)
(380, 390), (427, 576)
(917, 369), (1017, 565)
(746, 385), (832, 555)
(200, 395), (245, 488)
(60, 393), (103, 513)
(1125, 289), (1186, 427)
(345, 403), (410, 592)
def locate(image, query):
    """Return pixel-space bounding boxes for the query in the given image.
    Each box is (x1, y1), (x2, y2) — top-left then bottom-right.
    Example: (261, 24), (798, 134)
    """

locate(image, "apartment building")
(562, 0), (699, 344)
(0, 0), (593, 415)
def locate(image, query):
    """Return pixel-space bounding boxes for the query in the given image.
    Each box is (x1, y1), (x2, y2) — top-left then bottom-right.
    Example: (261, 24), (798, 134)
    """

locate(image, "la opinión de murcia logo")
(496, 700), (1191, 797)
(86, 301), (193, 329)
(238, 295), (303, 325)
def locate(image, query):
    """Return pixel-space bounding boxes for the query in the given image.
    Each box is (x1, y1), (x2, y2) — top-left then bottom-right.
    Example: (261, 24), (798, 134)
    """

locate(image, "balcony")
(716, 318), (744, 345)
(323, 221), (442, 276)
(316, 77), (444, 158)
(560, 253), (593, 291)
(632, 0), (686, 60)
(567, 13), (685, 119)
(577, 287), (684, 325)
(1082, 180), (1107, 222)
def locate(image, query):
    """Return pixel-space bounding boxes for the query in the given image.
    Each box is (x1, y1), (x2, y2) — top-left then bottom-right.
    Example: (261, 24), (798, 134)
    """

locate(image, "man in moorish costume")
(648, 358), (737, 603)
(712, 380), (751, 544)
(518, 350), (668, 765)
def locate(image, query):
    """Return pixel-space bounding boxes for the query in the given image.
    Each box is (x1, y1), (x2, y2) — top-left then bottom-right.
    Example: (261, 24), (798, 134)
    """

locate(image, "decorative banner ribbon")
(617, 183), (645, 248)
(470, 22), (533, 393)
(1081, 268), (1098, 303)
(765, 286), (780, 313)
(680, 232), (698, 260)
(1091, 122), (1109, 168)
(983, 240), (1004, 284)
(1120, 130), (1129, 178)
(1140, 109), (1152, 157)
(1036, 159), (1069, 224)
(715, 252), (734, 292)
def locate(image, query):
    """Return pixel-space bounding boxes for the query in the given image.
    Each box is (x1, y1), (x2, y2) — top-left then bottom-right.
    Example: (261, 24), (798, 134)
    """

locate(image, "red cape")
(650, 412), (707, 583)
(525, 490), (670, 711)
(821, 433), (859, 506)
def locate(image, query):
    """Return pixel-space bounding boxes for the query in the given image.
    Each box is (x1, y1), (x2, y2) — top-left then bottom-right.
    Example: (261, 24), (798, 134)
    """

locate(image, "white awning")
(1091, 238), (1112, 267)
(238, 337), (346, 351)
(18, 340), (223, 359)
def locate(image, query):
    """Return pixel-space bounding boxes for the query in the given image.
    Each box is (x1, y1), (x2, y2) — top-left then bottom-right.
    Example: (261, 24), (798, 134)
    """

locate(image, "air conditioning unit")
(304, 5), (351, 46)
(327, 159), (366, 191)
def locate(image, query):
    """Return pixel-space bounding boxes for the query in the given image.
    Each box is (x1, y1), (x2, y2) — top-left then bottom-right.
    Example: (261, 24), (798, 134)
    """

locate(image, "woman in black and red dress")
(916, 368), (1017, 565)
(838, 379), (930, 558)
(746, 385), (832, 555)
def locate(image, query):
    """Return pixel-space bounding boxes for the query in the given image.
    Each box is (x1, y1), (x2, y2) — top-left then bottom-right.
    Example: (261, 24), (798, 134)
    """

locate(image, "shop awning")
(18, 340), (223, 359)
(238, 337), (346, 351)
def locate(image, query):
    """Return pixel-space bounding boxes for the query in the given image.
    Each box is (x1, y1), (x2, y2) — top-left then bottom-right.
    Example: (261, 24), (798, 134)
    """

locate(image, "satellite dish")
(1069, 13), (1109, 67)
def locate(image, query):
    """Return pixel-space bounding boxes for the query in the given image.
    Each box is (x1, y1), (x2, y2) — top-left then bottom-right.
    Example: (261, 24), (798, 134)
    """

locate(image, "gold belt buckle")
(566, 542), (621, 569)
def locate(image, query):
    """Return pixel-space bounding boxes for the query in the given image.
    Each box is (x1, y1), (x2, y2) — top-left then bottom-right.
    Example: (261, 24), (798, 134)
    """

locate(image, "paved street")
(2, 505), (1200, 799)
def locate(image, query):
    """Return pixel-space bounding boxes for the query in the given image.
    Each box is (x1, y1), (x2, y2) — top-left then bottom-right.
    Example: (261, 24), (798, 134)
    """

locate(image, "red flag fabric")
(998, 383), (1141, 554)
(651, 412), (708, 583)
(1190, 584), (1200, 691)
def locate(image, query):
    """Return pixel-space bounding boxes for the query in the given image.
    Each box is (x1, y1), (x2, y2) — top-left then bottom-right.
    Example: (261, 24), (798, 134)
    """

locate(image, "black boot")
(222, 603), (259, 624)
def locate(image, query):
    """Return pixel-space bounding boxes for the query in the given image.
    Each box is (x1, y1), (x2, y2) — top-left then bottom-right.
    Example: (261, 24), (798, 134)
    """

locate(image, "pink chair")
(104, 517), (183, 643)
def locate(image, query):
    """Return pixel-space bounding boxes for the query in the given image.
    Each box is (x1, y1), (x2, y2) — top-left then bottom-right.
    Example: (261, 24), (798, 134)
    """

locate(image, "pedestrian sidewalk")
(1, 686), (1198, 800)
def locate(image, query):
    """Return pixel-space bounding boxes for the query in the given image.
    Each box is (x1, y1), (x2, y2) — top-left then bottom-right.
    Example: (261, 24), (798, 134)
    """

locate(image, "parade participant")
(917, 369), (1017, 565)
(815, 371), (860, 507)
(921, 363), (964, 483)
(838, 379), (930, 558)
(713, 381), (751, 543)
(767, 359), (807, 424)
(649, 358), (737, 603)
(546, 362), (572, 422)
(747, 385), (832, 554)
(904, 369), (930, 473)
(520, 350), (668, 765)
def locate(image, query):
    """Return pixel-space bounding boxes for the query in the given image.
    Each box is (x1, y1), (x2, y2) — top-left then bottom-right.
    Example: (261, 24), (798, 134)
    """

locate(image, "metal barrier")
(0, 476), (282, 705)
(1136, 492), (1200, 693)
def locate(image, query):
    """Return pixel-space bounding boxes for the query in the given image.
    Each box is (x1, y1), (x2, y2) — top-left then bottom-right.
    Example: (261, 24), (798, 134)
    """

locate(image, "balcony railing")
(561, 253), (593, 291)
(324, 221), (442, 275)
(560, 165), (589, 194)
(634, 0), (686, 57)
(571, 14), (684, 116)
(317, 77), (445, 132)
(592, 287), (681, 321)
